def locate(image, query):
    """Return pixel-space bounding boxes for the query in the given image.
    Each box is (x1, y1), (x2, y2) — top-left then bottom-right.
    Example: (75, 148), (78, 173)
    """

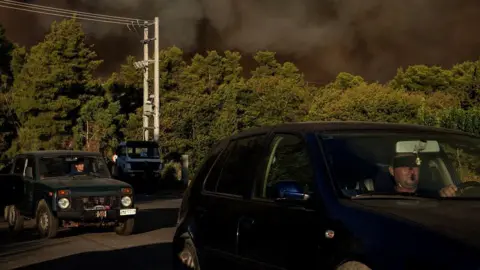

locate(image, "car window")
(215, 135), (266, 196)
(13, 157), (26, 175)
(204, 135), (266, 196)
(204, 142), (233, 192)
(256, 133), (315, 200)
(39, 156), (110, 179)
(194, 143), (225, 191)
(319, 132), (480, 199)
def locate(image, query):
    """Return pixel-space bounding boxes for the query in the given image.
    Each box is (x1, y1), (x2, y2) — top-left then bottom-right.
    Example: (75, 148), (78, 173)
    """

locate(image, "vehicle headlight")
(158, 163), (163, 171)
(121, 196), (132, 207)
(58, 198), (70, 209)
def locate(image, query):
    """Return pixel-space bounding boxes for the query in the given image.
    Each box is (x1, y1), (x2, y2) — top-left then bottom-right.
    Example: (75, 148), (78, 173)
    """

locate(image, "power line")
(0, 0), (149, 22)
(0, 4), (130, 25)
(0, 0), (151, 25)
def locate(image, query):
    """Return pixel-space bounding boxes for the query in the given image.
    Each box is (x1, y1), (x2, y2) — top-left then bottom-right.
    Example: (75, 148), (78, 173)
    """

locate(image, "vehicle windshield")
(39, 155), (110, 179)
(319, 132), (480, 199)
(127, 146), (160, 159)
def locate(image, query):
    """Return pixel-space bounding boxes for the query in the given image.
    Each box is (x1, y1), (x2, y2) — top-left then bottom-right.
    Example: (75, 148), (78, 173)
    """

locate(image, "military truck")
(3, 150), (137, 238)
(111, 140), (163, 192)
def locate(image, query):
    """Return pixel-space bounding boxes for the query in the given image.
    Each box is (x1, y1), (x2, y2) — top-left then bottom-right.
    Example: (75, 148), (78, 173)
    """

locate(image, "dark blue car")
(173, 121), (480, 270)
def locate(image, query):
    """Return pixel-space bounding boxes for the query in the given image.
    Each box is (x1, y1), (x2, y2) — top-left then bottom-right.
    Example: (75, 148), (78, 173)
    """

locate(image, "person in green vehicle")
(386, 153), (458, 197)
(70, 158), (85, 176)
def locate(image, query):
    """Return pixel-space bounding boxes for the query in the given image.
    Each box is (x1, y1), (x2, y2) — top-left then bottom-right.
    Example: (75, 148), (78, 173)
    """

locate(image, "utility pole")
(135, 19), (156, 141)
(133, 17), (159, 142)
(153, 16), (160, 142)
(142, 23), (149, 141)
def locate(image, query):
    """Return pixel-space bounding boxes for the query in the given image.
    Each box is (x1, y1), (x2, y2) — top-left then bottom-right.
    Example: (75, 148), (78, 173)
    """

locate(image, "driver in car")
(70, 158), (85, 175)
(387, 153), (458, 197)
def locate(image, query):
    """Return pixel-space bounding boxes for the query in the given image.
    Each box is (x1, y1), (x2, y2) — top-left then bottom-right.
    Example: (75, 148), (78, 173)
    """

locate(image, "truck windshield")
(127, 146), (160, 159)
(39, 156), (110, 179)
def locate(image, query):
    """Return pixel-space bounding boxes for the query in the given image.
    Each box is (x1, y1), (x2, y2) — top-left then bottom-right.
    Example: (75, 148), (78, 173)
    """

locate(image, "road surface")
(0, 194), (182, 270)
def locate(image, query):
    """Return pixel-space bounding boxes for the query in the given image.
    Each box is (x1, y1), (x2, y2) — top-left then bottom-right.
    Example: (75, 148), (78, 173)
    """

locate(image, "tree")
(158, 49), (244, 171)
(10, 18), (102, 151)
(0, 25), (15, 160)
(326, 72), (365, 90)
(389, 65), (453, 93)
(121, 107), (143, 141)
(306, 83), (456, 124)
(449, 60), (480, 108)
(0, 91), (16, 159)
(73, 96), (124, 154)
(9, 45), (27, 80)
(250, 51), (281, 78)
(0, 25), (13, 88)
(243, 53), (311, 127)
(104, 55), (143, 116)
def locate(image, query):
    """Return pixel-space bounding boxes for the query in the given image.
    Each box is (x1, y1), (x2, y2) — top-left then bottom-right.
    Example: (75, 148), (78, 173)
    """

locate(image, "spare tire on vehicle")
(0, 174), (24, 206)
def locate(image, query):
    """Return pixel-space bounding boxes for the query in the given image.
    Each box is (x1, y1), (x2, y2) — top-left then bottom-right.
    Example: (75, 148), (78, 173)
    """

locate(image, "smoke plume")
(0, 0), (479, 82)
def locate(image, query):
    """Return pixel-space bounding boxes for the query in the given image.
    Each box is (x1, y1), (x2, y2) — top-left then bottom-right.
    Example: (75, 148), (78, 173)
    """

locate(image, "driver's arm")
(439, 184), (457, 197)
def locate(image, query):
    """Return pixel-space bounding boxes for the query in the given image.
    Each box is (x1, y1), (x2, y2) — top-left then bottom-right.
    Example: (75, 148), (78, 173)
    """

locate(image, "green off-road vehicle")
(4, 150), (137, 238)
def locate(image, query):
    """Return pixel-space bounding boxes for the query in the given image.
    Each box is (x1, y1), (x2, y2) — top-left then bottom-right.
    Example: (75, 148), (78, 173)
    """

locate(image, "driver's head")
(388, 153), (420, 192)
(74, 158), (85, 172)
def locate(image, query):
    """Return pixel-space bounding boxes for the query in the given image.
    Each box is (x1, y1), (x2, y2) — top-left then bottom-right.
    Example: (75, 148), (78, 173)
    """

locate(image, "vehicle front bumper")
(123, 170), (161, 179)
(56, 207), (138, 222)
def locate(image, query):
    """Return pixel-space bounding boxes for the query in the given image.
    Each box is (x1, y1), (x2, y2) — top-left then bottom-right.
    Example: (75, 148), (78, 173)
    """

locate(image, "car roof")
(229, 121), (478, 140)
(18, 150), (102, 157)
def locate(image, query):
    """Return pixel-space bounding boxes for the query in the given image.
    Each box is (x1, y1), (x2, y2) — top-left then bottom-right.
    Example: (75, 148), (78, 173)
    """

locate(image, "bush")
(159, 161), (185, 190)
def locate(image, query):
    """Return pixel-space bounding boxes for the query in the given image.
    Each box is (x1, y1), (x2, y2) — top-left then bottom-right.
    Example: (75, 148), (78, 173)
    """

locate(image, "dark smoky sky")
(0, 0), (479, 84)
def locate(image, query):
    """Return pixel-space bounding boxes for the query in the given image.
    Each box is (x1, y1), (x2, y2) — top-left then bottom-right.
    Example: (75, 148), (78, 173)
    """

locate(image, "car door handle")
(236, 216), (255, 254)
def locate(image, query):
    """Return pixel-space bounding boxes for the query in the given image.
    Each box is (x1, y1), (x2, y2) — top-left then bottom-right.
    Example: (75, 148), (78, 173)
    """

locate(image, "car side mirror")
(272, 180), (310, 202)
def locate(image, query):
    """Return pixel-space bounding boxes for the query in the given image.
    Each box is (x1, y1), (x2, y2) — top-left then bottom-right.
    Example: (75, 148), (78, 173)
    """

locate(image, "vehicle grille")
(72, 196), (119, 210)
(129, 162), (160, 171)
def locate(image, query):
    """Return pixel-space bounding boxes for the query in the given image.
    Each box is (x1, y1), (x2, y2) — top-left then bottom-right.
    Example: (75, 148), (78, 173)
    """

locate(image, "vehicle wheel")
(36, 200), (59, 239)
(336, 261), (371, 270)
(176, 238), (200, 270)
(115, 218), (134, 236)
(7, 205), (24, 234)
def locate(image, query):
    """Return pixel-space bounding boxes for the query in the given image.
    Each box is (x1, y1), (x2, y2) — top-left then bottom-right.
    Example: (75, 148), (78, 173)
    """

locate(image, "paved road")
(0, 195), (182, 270)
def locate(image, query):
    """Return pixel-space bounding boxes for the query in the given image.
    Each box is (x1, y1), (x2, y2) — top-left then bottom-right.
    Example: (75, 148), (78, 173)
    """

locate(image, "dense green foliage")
(0, 19), (479, 175)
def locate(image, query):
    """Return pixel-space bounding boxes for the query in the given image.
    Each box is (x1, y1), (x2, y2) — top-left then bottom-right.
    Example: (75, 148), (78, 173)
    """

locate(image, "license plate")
(120, 209), (136, 216)
(96, 210), (107, 218)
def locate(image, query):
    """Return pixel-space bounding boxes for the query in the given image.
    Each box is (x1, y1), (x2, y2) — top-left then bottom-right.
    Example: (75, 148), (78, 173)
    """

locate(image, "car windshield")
(127, 146), (160, 159)
(319, 131), (480, 200)
(39, 155), (110, 179)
